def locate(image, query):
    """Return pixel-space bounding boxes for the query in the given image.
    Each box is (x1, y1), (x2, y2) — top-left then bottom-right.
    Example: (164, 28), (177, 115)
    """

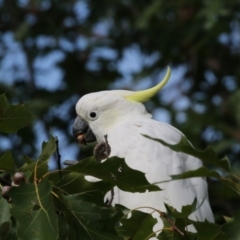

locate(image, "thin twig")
(160, 212), (184, 236)
(145, 228), (173, 240)
(51, 190), (59, 198)
(55, 138), (62, 179)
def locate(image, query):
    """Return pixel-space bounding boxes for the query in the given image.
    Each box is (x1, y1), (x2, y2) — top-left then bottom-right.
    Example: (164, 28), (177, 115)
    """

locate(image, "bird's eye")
(88, 111), (98, 120)
(90, 112), (96, 118)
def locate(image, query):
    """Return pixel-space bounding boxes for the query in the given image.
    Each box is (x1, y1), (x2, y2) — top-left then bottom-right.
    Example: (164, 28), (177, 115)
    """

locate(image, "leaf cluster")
(1, 93), (240, 239)
(1, 1), (240, 222)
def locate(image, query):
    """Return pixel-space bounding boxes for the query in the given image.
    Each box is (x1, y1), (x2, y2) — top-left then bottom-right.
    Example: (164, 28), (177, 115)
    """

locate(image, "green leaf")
(218, 177), (240, 195)
(191, 221), (228, 240)
(35, 134), (57, 179)
(164, 199), (197, 219)
(0, 196), (11, 226)
(22, 155), (34, 164)
(0, 94), (34, 133)
(172, 218), (188, 240)
(116, 205), (157, 240)
(222, 211), (240, 240)
(57, 194), (123, 240)
(38, 135), (57, 163)
(0, 151), (15, 172)
(20, 134), (57, 180)
(159, 201), (204, 239)
(0, 219), (18, 240)
(171, 167), (240, 195)
(52, 172), (112, 205)
(0, 195), (11, 239)
(171, 167), (221, 180)
(65, 156), (160, 193)
(14, 21), (30, 41)
(144, 135), (231, 172)
(157, 217), (174, 240)
(57, 215), (71, 240)
(0, 222), (11, 239)
(223, 216), (232, 223)
(135, 1), (162, 29)
(9, 180), (58, 240)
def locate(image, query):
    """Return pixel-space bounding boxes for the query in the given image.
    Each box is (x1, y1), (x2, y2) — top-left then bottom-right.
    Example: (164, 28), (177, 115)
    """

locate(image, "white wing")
(107, 119), (214, 226)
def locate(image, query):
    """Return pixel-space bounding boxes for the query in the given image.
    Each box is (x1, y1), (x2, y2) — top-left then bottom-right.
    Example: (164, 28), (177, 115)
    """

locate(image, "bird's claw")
(63, 160), (79, 166)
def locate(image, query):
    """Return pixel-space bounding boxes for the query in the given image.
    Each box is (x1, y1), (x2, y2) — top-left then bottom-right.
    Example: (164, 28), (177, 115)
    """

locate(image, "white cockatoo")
(72, 67), (214, 236)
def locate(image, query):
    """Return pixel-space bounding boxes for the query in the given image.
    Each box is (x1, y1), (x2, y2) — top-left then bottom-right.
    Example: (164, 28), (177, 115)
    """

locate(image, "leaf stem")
(42, 169), (62, 179)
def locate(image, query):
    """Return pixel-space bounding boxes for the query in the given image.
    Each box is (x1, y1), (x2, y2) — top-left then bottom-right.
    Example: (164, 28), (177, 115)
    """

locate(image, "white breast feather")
(106, 119), (214, 237)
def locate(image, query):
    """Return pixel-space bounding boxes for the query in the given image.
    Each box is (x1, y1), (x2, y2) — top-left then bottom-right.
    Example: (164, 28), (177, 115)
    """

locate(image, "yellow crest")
(125, 67), (171, 102)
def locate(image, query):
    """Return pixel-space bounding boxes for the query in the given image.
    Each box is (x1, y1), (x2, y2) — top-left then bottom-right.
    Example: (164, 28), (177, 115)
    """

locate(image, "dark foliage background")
(0, 0), (240, 224)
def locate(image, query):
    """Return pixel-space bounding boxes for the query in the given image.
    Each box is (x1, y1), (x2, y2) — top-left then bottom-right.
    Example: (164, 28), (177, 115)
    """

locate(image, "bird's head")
(73, 67), (171, 144)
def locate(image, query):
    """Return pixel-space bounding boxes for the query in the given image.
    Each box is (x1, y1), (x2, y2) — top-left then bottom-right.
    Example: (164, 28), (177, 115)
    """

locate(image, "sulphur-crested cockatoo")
(72, 67), (214, 235)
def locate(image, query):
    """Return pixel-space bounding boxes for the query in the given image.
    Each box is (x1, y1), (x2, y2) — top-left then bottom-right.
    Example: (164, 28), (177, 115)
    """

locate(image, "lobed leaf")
(9, 180), (58, 240)
(20, 134), (57, 180)
(37, 134), (57, 163)
(64, 156), (160, 193)
(144, 135), (231, 172)
(222, 211), (240, 240)
(0, 151), (15, 172)
(34, 134), (57, 179)
(116, 206), (158, 240)
(157, 218), (174, 240)
(0, 94), (34, 134)
(55, 194), (123, 240)
(218, 177), (240, 195)
(52, 172), (112, 206)
(164, 199), (197, 220)
(57, 215), (71, 240)
(0, 195), (11, 239)
(171, 167), (221, 180)
(190, 221), (228, 240)
(171, 167), (240, 195)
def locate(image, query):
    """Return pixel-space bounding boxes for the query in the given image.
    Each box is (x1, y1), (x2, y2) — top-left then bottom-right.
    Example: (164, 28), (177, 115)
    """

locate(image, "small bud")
(2, 185), (12, 202)
(12, 172), (25, 186)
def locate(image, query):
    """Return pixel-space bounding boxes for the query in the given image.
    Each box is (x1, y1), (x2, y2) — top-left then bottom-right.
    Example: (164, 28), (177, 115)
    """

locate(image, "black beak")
(73, 116), (96, 145)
